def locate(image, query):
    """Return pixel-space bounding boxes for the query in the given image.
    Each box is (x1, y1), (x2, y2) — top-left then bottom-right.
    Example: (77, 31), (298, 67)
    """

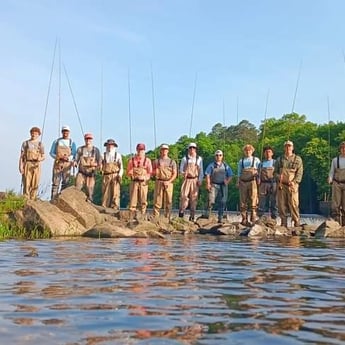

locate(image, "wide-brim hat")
(104, 139), (118, 147)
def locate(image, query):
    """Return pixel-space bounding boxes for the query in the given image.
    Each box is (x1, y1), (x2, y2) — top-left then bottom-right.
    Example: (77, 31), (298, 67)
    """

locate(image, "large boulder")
(54, 187), (104, 228)
(23, 199), (86, 236)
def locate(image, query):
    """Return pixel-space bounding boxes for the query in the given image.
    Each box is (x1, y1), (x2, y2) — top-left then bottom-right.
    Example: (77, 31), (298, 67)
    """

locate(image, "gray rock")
(314, 219), (345, 238)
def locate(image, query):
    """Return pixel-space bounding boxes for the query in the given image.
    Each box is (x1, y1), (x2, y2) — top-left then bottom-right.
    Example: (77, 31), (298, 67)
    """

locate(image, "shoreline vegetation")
(0, 191), (49, 239)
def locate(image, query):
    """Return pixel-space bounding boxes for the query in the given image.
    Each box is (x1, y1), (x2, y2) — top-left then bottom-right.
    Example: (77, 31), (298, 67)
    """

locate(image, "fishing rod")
(287, 60), (303, 140)
(128, 68), (133, 155)
(327, 96), (331, 202)
(58, 40), (62, 136)
(41, 38), (57, 142)
(188, 72), (198, 138)
(62, 62), (84, 136)
(150, 63), (157, 150)
(222, 99), (226, 158)
(260, 89), (270, 162)
(100, 65), (104, 150)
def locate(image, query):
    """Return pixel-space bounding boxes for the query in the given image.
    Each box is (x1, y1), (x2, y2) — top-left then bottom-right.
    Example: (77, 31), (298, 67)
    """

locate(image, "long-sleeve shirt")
(126, 155), (152, 179)
(103, 149), (124, 177)
(179, 155), (204, 183)
(49, 137), (77, 161)
(329, 155), (345, 180)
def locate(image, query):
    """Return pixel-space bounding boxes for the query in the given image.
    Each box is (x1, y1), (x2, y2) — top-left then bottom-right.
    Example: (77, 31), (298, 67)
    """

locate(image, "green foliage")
(90, 114), (345, 214)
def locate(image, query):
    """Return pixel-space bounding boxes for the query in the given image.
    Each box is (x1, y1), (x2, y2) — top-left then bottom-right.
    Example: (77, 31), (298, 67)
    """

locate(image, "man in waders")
(328, 141), (345, 225)
(126, 143), (152, 220)
(19, 127), (45, 200)
(152, 144), (177, 219)
(237, 144), (260, 225)
(274, 140), (303, 227)
(178, 142), (204, 222)
(205, 150), (233, 223)
(49, 125), (77, 200)
(257, 145), (277, 219)
(101, 139), (123, 210)
(75, 133), (101, 202)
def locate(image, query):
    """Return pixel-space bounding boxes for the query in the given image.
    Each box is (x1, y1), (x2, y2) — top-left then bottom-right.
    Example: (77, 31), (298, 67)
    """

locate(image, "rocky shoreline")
(12, 187), (345, 238)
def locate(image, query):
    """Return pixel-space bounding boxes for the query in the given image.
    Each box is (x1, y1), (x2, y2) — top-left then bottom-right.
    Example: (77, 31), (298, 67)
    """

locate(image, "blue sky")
(1, 0), (345, 195)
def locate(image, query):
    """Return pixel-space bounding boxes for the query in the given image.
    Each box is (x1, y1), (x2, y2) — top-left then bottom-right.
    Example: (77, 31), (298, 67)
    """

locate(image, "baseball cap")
(284, 140), (294, 146)
(84, 133), (93, 139)
(160, 144), (169, 150)
(136, 143), (146, 150)
(188, 142), (197, 149)
(61, 125), (70, 132)
(215, 150), (223, 155)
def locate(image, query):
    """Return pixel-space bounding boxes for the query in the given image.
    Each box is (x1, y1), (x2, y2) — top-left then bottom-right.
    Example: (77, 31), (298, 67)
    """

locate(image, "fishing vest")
(132, 156), (148, 181)
(240, 157), (257, 182)
(279, 154), (298, 184)
(211, 162), (226, 184)
(259, 159), (275, 182)
(78, 146), (96, 175)
(102, 152), (120, 175)
(334, 155), (345, 183)
(56, 138), (72, 161)
(183, 155), (200, 179)
(24, 140), (42, 162)
(155, 158), (174, 181)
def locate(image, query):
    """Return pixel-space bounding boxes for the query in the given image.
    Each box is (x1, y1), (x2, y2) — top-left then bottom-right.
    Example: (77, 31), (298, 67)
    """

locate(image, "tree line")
(90, 113), (345, 214)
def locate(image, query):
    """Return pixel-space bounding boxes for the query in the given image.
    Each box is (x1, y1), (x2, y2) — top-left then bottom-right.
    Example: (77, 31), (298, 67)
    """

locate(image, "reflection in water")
(0, 238), (345, 344)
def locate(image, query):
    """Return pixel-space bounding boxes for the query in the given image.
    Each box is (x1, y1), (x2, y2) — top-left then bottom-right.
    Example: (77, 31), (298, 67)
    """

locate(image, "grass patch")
(0, 191), (50, 240)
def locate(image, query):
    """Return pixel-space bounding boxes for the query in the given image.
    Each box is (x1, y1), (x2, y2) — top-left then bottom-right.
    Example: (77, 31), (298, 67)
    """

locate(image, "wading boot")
(281, 217), (288, 227)
(250, 210), (259, 224)
(240, 212), (248, 226)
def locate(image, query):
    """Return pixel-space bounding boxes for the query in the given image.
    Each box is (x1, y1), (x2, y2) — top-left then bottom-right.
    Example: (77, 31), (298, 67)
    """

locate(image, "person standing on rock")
(205, 150), (233, 223)
(237, 144), (260, 225)
(274, 140), (303, 227)
(257, 145), (277, 219)
(49, 125), (77, 200)
(126, 143), (152, 220)
(75, 133), (101, 202)
(328, 141), (345, 225)
(152, 144), (177, 219)
(19, 126), (45, 200)
(101, 139), (123, 210)
(178, 142), (204, 222)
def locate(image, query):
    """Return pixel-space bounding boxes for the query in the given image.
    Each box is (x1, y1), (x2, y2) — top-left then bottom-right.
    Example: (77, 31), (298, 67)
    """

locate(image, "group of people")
(19, 125), (345, 227)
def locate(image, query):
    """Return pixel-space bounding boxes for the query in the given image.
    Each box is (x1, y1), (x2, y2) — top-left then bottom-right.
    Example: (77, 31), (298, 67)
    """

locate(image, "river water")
(1, 236), (345, 345)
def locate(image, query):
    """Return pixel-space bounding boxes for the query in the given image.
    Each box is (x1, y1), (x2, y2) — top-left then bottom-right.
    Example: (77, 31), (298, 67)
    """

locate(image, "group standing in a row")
(19, 126), (345, 226)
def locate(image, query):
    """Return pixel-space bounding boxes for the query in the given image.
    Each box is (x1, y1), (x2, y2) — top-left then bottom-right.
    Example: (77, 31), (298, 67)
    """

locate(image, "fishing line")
(188, 72), (198, 138)
(62, 62), (84, 136)
(150, 63), (157, 150)
(128, 69), (133, 155)
(41, 38), (57, 142)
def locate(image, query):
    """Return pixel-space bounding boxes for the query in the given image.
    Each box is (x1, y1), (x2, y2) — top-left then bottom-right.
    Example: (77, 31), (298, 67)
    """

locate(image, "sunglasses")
(215, 154), (222, 156)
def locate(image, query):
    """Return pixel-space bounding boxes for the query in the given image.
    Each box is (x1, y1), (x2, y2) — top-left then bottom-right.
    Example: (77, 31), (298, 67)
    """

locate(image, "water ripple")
(0, 237), (345, 344)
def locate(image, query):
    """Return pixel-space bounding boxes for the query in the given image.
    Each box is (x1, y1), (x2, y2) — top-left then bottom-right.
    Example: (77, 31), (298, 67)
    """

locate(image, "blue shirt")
(49, 137), (77, 161)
